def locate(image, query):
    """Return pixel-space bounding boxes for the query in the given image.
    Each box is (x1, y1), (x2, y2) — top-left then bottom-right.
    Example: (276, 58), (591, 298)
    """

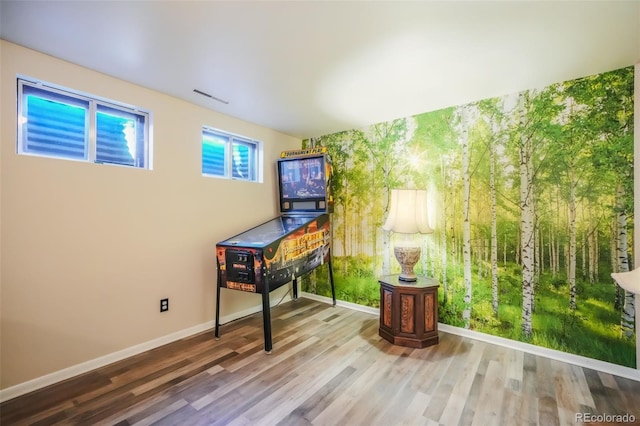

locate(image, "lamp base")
(393, 246), (421, 282)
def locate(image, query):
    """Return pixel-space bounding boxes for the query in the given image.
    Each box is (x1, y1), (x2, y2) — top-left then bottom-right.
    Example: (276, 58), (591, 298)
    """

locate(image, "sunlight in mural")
(304, 65), (636, 368)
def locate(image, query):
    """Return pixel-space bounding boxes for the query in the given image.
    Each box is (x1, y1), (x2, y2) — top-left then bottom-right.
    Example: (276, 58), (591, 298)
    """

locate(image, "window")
(17, 78), (151, 168)
(202, 127), (261, 182)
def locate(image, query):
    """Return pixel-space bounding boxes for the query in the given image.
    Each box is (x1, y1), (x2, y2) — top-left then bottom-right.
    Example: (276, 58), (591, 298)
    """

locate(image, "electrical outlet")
(160, 298), (169, 312)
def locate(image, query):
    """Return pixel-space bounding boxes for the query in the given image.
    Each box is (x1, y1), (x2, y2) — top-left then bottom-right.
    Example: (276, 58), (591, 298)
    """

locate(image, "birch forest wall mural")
(302, 65), (635, 368)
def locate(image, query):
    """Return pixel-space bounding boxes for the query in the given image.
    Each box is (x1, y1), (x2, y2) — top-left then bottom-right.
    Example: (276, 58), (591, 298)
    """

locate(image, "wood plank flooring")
(1, 298), (639, 425)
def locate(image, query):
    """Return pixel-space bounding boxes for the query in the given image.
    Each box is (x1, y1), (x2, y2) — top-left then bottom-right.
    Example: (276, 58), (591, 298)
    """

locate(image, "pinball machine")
(215, 147), (336, 353)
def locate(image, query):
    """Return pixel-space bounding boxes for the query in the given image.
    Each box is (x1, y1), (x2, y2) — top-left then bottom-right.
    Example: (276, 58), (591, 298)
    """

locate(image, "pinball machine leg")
(328, 259), (336, 306)
(292, 277), (298, 300)
(215, 263), (222, 340)
(262, 286), (273, 354)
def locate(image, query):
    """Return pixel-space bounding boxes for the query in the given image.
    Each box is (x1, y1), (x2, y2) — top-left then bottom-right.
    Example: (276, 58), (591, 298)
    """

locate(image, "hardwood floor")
(1, 298), (639, 425)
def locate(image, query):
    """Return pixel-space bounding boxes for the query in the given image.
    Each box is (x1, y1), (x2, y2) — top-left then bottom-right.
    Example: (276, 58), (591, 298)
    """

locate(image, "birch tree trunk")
(492, 145), (498, 315)
(477, 239), (484, 279)
(547, 225), (556, 278)
(382, 230), (391, 276)
(588, 228), (595, 284)
(581, 230), (586, 281)
(461, 107), (472, 329)
(450, 179), (457, 272)
(594, 229), (599, 279)
(451, 228), (457, 271)
(611, 222), (623, 310)
(519, 94), (535, 339)
(568, 166), (577, 311)
(535, 220), (541, 284)
(441, 228), (448, 305)
(540, 228), (545, 274)
(531, 220), (537, 314)
(441, 156), (449, 305)
(309, 270), (317, 294)
(553, 230), (558, 277)
(616, 184), (635, 338)
(503, 234), (507, 267)
(556, 239), (561, 277)
(352, 208), (358, 257)
(484, 238), (489, 280)
(422, 236), (429, 276)
(588, 211), (596, 284)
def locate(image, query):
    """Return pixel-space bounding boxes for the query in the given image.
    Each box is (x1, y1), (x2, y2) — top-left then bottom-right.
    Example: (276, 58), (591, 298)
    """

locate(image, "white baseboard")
(1, 292), (637, 403)
(438, 323), (640, 381)
(301, 291), (379, 315)
(302, 292), (640, 382)
(0, 321), (211, 403)
(0, 294), (292, 403)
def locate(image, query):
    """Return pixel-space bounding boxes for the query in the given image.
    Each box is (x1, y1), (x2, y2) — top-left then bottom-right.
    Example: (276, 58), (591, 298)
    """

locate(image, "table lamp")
(382, 189), (433, 282)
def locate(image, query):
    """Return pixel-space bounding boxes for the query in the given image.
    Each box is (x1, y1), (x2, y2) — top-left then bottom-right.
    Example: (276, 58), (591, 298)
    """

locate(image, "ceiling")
(1, 1), (639, 139)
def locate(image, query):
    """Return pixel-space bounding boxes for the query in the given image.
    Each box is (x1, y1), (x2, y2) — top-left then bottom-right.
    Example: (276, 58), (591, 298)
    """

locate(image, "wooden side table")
(378, 274), (439, 348)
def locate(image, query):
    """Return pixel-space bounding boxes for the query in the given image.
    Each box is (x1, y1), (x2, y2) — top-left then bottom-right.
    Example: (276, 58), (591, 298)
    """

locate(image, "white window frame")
(17, 77), (152, 169)
(202, 126), (263, 182)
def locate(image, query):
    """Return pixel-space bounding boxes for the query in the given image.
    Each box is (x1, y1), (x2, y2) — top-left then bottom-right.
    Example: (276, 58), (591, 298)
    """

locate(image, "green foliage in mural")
(302, 66), (635, 368)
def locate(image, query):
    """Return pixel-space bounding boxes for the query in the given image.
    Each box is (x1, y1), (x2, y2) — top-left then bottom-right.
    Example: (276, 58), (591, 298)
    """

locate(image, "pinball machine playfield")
(215, 148), (336, 353)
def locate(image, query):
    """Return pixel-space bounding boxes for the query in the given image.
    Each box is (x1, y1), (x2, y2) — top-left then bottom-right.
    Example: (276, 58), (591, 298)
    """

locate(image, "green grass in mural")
(301, 257), (380, 307)
(303, 258), (636, 368)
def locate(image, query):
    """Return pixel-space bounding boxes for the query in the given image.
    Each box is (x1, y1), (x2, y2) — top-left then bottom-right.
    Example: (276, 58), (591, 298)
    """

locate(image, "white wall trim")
(1, 290), (637, 403)
(303, 292), (640, 382)
(0, 294), (292, 403)
(301, 291), (379, 315)
(439, 323), (640, 382)
(0, 321), (212, 403)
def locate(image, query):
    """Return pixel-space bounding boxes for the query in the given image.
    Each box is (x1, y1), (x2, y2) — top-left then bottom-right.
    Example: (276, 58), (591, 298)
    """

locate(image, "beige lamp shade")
(611, 267), (640, 295)
(382, 189), (433, 234)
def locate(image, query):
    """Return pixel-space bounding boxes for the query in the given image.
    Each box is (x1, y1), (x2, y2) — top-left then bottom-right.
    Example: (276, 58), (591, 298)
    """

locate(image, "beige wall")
(0, 40), (300, 389)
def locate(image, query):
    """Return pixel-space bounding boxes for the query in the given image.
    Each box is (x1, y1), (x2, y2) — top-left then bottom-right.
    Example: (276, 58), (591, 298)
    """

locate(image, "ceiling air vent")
(193, 89), (229, 105)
